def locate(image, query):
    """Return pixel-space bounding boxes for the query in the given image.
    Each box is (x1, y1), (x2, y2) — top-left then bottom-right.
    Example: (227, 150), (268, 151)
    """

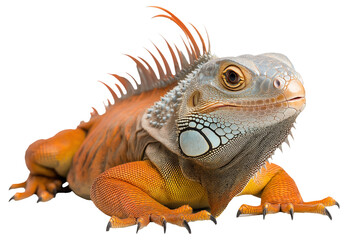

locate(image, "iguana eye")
(221, 65), (245, 91)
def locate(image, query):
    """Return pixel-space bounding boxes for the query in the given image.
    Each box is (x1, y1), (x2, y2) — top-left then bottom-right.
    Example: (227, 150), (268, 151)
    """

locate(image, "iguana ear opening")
(189, 91), (201, 107)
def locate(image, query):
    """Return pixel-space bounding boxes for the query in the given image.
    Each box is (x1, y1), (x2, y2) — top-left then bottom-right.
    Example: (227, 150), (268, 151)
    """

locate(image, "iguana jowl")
(10, 7), (339, 233)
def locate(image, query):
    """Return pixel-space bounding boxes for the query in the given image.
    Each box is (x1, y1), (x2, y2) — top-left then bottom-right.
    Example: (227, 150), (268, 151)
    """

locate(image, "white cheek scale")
(179, 117), (240, 157)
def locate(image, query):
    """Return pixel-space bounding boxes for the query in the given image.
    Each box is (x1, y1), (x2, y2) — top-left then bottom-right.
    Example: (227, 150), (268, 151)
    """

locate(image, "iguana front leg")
(237, 162), (339, 219)
(90, 160), (215, 233)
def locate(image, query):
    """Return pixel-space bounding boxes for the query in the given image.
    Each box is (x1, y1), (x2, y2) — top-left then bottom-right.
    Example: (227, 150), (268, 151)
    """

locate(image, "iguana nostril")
(273, 77), (284, 89)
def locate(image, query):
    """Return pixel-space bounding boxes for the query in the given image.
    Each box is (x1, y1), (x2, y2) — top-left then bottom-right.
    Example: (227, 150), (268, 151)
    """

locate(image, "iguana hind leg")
(91, 160), (214, 233)
(237, 162), (339, 219)
(9, 128), (86, 202)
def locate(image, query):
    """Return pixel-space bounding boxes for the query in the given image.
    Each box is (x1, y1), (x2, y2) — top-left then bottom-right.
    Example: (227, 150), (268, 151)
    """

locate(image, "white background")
(0, 0), (347, 239)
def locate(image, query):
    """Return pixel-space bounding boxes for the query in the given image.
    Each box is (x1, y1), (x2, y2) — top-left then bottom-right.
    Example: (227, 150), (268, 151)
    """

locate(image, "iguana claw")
(289, 208), (294, 220)
(136, 222), (141, 234)
(324, 208), (332, 220)
(262, 207), (267, 220)
(335, 201), (340, 208)
(236, 209), (241, 218)
(162, 219), (167, 233)
(183, 220), (191, 234)
(106, 222), (111, 232)
(210, 215), (217, 224)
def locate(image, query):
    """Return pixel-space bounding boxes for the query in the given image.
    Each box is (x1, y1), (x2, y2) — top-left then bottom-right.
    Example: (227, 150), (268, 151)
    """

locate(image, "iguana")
(9, 6), (339, 233)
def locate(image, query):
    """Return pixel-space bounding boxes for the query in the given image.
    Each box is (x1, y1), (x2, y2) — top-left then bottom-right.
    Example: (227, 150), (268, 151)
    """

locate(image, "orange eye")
(221, 65), (246, 91)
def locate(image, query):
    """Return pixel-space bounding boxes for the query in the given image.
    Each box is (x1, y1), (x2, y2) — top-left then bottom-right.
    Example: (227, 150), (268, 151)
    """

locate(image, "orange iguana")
(9, 7), (339, 233)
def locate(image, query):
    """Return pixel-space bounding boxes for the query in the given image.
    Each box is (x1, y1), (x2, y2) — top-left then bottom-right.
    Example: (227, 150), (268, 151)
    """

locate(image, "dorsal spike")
(145, 48), (165, 80)
(124, 55), (151, 88)
(110, 73), (137, 96)
(114, 83), (124, 97)
(181, 37), (194, 64)
(189, 23), (206, 54)
(175, 44), (189, 69)
(162, 37), (180, 74)
(109, 73), (132, 95)
(138, 56), (158, 84)
(99, 81), (118, 103)
(150, 6), (201, 57)
(103, 99), (111, 111)
(126, 73), (141, 94)
(125, 82), (135, 96)
(152, 43), (173, 78)
(152, 14), (198, 59)
(205, 27), (211, 53)
(188, 40), (198, 61)
(91, 107), (99, 116)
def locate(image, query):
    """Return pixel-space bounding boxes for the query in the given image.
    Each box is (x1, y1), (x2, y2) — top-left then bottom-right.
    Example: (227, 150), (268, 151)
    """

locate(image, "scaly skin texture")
(10, 7), (338, 233)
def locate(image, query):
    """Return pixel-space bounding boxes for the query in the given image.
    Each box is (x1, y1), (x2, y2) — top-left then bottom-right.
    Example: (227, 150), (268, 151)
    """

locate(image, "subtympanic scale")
(178, 114), (246, 157)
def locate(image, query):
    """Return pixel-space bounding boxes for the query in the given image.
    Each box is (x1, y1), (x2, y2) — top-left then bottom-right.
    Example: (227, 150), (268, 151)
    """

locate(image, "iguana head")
(177, 54), (305, 170)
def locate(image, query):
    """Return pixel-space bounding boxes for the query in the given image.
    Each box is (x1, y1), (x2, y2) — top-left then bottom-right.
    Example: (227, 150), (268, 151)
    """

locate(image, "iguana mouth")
(287, 96), (304, 102)
(199, 96), (305, 113)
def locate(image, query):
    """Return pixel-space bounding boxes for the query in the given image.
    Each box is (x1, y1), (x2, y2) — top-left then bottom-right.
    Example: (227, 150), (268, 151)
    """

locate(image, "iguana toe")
(9, 174), (66, 202)
(105, 207), (214, 233)
(236, 197), (338, 220)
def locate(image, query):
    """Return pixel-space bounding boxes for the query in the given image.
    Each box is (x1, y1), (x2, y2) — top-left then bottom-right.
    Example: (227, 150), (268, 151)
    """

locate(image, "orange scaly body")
(10, 6), (338, 233)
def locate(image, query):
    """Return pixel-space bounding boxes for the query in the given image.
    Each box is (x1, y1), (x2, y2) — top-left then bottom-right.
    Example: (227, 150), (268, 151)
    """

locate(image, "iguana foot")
(237, 196), (339, 220)
(106, 205), (216, 233)
(236, 163), (339, 219)
(9, 174), (70, 202)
